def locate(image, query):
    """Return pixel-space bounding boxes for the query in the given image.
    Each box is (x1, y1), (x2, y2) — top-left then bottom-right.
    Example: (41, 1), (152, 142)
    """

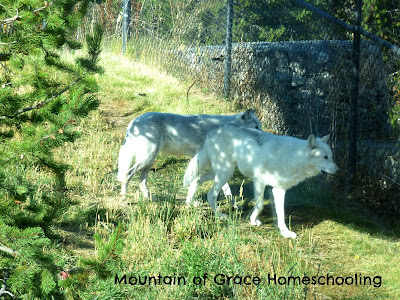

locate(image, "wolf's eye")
(324, 155), (328, 159)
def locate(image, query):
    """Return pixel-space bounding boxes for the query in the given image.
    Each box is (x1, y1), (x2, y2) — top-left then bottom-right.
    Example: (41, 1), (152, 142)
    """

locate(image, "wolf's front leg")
(272, 187), (297, 239)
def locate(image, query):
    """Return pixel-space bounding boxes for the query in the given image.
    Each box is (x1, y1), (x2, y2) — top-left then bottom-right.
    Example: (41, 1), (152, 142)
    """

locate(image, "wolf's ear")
(242, 109), (255, 120)
(307, 134), (318, 149)
(321, 134), (330, 143)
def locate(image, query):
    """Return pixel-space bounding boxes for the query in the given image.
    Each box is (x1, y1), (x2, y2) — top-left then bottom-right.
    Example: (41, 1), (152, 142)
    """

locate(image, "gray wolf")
(183, 124), (339, 239)
(117, 110), (262, 198)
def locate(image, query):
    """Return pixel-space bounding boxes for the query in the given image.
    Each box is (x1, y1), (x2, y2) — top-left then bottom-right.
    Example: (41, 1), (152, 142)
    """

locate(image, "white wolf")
(183, 124), (339, 239)
(117, 110), (262, 198)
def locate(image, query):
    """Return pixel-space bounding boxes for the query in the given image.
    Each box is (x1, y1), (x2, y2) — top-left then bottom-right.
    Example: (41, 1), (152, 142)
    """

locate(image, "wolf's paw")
(217, 212), (228, 220)
(149, 195), (159, 202)
(193, 201), (202, 207)
(233, 204), (243, 211)
(281, 230), (297, 239)
(186, 200), (201, 207)
(250, 219), (262, 226)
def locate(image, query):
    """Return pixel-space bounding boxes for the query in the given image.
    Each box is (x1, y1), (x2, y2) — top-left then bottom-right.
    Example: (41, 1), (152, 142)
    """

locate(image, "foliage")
(0, 0), (103, 298)
(333, 0), (400, 44)
(59, 223), (126, 299)
(0, 223), (61, 298)
(389, 69), (400, 131)
(233, 0), (337, 42)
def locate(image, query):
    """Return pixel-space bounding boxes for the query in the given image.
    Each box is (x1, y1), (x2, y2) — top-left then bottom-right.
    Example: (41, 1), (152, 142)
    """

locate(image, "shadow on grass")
(61, 151), (399, 247)
(194, 174), (400, 240)
(53, 203), (123, 252)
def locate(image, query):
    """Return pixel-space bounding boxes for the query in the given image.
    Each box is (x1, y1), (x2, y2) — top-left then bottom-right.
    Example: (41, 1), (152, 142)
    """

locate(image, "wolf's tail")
(183, 147), (209, 187)
(117, 139), (135, 182)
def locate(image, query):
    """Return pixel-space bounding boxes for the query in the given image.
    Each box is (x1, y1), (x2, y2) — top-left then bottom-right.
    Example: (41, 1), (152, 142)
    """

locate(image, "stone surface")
(167, 40), (389, 140)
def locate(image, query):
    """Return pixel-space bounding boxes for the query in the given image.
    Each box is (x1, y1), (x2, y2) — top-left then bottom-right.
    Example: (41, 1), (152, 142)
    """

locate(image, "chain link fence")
(80, 0), (400, 214)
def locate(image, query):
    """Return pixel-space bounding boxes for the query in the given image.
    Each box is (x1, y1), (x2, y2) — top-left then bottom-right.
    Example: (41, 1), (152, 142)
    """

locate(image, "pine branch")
(0, 243), (19, 256)
(33, 1), (54, 14)
(1, 83), (13, 88)
(0, 2), (55, 24)
(0, 73), (86, 120)
(0, 34), (35, 46)
(0, 270), (15, 298)
(100, 226), (122, 266)
(0, 290), (15, 298)
(0, 10), (20, 24)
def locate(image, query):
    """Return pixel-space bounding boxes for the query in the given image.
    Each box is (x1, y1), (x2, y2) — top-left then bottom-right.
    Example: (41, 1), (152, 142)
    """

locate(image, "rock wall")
(167, 41), (389, 140)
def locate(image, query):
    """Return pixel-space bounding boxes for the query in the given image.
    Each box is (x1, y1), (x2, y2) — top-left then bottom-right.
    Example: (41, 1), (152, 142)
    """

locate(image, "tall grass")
(53, 49), (400, 299)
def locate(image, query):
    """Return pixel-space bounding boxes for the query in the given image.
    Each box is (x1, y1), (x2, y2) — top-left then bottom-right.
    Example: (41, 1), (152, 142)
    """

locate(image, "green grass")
(52, 49), (400, 299)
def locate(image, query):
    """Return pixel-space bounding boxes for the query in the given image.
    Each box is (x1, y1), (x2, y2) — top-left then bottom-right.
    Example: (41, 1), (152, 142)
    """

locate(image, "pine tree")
(0, 0), (103, 297)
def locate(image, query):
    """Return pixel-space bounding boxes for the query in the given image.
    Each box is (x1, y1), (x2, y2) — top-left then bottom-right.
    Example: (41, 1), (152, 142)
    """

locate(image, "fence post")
(348, 0), (362, 191)
(122, 0), (131, 55)
(223, 0), (233, 100)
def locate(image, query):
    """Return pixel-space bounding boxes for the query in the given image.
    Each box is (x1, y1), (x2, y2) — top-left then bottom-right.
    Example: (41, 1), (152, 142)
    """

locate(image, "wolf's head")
(237, 109), (262, 130)
(307, 134), (339, 175)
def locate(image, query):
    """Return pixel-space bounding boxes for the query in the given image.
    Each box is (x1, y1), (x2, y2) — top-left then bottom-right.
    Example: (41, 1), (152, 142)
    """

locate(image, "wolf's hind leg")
(186, 177), (201, 206)
(186, 172), (234, 208)
(122, 138), (160, 198)
(185, 156), (212, 205)
(196, 171), (233, 205)
(250, 179), (266, 226)
(118, 141), (136, 196)
(184, 170), (213, 205)
(138, 166), (152, 200)
(207, 167), (235, 219)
